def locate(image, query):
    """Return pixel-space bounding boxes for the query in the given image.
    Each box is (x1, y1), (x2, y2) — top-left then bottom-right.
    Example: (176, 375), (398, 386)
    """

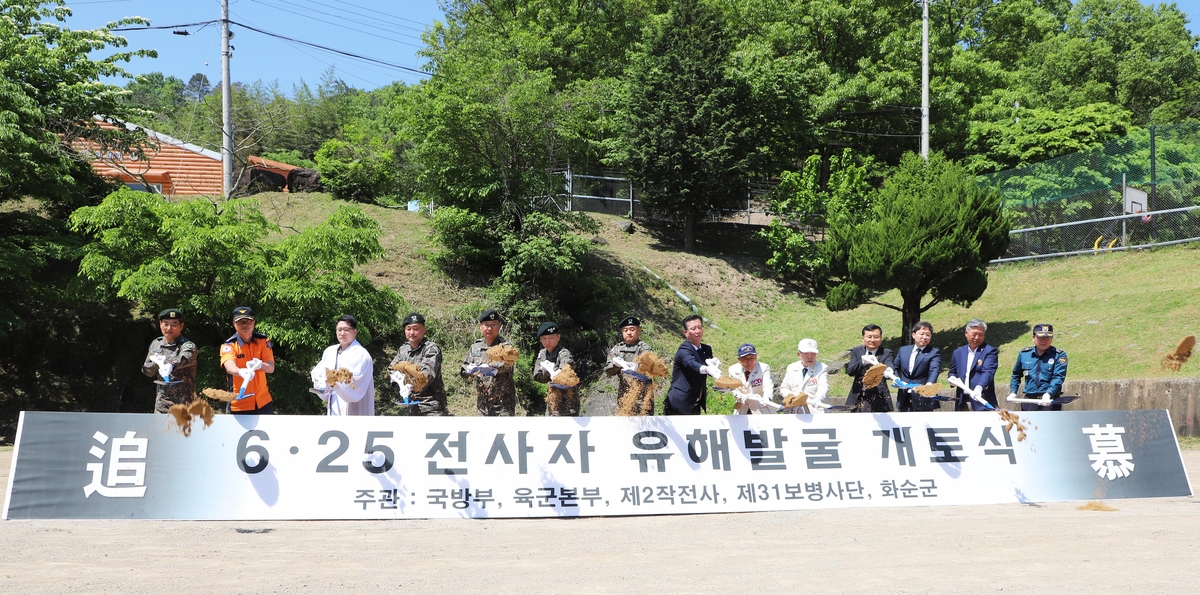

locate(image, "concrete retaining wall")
(1049, 378), (1200, 437)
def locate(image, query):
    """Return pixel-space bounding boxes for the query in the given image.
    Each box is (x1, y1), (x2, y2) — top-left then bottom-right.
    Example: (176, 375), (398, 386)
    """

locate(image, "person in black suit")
(844, 324), (896, 412)
(895, 321), (942, 411)
(666, 314), (717, 415)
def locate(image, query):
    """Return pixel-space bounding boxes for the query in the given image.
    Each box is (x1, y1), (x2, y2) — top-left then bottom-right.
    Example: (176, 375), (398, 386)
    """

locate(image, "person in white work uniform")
(310, 314), (375, 416)
(779, 338), (830, 414)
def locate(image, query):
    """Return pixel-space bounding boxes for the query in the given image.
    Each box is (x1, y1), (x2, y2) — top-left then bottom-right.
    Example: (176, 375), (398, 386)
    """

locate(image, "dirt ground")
(1, 448), (1197, 595)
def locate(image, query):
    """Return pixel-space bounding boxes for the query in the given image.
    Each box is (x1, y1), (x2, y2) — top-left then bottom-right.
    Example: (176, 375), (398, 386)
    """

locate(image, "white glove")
(539, 360), (557, 376)
(700, 365), (721, 379)
(159, 363), (174, 379)
(488, 360), (505, 368)
(398, 381), (412, 399)
(464, 364), (480, 375)
(1041, 392), (1054, 403)
(971, 386), (984, 402)
(611, 357), (632, 371)
(808, 399), (830, 410)
(246, 358), (263, 372)
(148, 354), (167, 368)
(883, 367), (897, 381)
(861, 354), (879, 366)
(705, 357), (721, 369)
(388, 370), (405, 386)
(237, 367), (255, 383)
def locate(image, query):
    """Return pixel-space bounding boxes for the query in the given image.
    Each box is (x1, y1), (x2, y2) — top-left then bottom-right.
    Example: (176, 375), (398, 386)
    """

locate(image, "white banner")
(3, 410), (1191, 520)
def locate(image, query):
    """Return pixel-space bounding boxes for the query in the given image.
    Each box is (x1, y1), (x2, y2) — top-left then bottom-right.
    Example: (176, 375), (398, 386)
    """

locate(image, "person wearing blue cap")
(1010, 323), (1069, 411)
(727, 343), (777, 414)
(141, 309), (197, 413)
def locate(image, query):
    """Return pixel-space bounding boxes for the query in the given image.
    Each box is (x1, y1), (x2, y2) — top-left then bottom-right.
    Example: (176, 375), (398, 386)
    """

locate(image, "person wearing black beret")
(388, 313), (448, 416)
(533, 322), (578, 416)
(605, 316), (656, 415)
(460, 309), (518, 415)
(141, 308), (198, 413)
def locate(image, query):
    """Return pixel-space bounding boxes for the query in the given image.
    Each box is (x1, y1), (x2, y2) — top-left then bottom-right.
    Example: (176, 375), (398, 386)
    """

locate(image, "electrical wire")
(262, 0), (427, 36)
(229, 20), (428, 76)
(248, 0), (425, 48)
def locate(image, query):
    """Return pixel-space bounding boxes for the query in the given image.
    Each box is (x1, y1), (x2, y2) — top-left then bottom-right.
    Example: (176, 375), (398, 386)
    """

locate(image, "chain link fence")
(981, 124), (1200, 262)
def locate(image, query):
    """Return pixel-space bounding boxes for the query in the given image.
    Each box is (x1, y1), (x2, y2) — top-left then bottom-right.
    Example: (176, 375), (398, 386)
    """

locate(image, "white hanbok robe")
(779, 360), (829, 414)
(310, 340), (375, 416)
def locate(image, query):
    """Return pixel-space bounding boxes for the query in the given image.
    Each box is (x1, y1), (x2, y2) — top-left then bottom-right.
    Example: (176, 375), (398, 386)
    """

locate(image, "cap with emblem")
(478, 309), (502, 323)
(232, 306), (255, 321)
(537, 322), (559, 337)
(798, 338), (819, 354)
(618, 316), (641, 329)
(158, 308), (183, 322)
(737, 343), (757, 357)
(1033, 323), (1054, 337)
(402, 313), (425, 327)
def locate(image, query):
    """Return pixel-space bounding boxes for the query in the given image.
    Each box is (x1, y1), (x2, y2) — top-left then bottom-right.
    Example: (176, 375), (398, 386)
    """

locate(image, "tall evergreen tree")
(610, 0), (754, 252)
(824, 153), (1010, 341)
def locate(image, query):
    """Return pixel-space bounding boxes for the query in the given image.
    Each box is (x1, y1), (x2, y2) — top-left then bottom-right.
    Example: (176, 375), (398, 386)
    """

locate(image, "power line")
(108, 19), (428, 78)
(229, 20), (429, 76)
(821, 127), (921, 138)
(280, 0), (429, 35)
(248, 0), (426, 48)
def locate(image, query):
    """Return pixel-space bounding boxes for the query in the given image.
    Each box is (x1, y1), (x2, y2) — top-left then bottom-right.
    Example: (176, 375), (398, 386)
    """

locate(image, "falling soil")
(326, 367), (354, 385)
(783, 393), (810, 409)
(633, 352), (669, 378)
(998, 409), (1030, 442)
(168, 398), (215, 437)
(1161, 335), (1194, 372)
(714, 376), (744, 390)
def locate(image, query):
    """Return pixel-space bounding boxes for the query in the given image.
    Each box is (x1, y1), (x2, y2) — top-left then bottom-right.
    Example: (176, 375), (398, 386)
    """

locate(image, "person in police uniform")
(605, 316), (655, 415)
(460, 309), (517, 416)
(141, 308), (198, 413)
(532, 322), (578, 416)
(1009, 323), (1069, 411)
(389, 313), (447, 416)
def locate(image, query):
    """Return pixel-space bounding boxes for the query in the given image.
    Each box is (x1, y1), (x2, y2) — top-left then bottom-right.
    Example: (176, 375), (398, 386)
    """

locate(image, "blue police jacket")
(1009, 345), (1068, 397)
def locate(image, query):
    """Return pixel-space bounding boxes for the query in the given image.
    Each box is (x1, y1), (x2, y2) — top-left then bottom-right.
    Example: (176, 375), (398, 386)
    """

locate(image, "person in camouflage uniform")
(532, 322), (578, 416)
(389, 313), (447, 416)
(604, 316), (655, 416)
(141, 309), (198, 413)
(460, 309), (517, 416)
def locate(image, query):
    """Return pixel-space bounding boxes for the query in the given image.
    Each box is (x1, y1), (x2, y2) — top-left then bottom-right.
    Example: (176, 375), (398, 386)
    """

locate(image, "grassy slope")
(255, 193), (1200, 406)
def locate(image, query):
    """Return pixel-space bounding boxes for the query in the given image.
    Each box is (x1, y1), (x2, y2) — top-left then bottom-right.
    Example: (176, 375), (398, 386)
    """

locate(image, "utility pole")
(221, 0), (233, 198)
(920, 0), (930, 160)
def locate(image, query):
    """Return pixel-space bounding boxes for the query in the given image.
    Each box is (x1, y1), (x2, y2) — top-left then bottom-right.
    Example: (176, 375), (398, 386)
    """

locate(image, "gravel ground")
(1, 448), (1197, 594)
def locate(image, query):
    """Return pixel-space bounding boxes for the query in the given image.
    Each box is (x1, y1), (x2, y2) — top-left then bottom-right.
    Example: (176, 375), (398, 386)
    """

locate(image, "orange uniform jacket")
(220, 331), (276, 412)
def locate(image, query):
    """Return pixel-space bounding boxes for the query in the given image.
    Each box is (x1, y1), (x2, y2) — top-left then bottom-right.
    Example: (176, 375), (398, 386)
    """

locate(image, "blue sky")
(64, 0), (1200, 94)
(68, 0), (443, 92)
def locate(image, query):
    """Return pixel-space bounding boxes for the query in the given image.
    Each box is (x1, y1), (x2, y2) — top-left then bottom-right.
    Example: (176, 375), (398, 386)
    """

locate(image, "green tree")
(70, 190), (405, 412)
(315, 123), (399, 203)
(609, 0), (754, 252)
(824, 153), (1010, 341)
(965, 102), (1134, 174)
(758, 149), (874, 288)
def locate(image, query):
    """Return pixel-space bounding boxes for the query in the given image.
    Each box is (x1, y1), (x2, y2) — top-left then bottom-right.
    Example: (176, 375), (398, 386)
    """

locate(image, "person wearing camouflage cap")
(460, 309), (517, 416)
(604, 316), (655, 415)
(532, 322), (578, 416)
(388, 313), (448, 416)
(141, 309), (198, 413)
